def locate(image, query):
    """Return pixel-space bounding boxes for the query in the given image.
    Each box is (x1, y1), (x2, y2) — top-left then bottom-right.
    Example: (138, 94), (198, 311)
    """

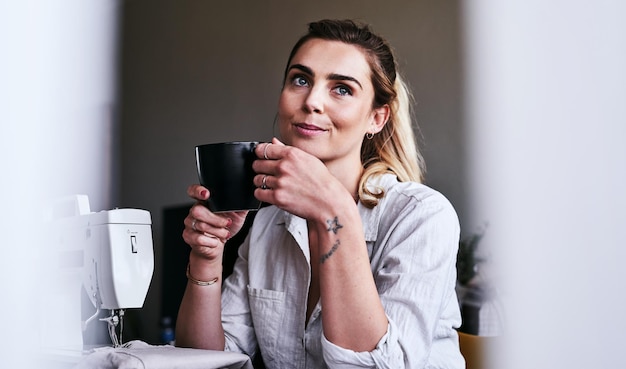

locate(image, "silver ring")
(261, 175), (268, 190)
(263, 143), (272, 160)
(191, 219), (198, 232)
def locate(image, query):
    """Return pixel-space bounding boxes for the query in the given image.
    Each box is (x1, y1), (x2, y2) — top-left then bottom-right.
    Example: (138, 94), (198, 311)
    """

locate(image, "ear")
(369, 104), (390, 134)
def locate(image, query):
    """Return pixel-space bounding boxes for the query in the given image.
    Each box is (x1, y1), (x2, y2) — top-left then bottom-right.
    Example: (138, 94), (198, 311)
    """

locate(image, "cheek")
(331, 104), (373, 132)
(278, 90), (298, 115)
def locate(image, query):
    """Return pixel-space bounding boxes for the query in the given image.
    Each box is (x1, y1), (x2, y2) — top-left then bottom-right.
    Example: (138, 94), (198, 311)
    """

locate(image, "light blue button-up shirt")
(221, 174), (464, 368)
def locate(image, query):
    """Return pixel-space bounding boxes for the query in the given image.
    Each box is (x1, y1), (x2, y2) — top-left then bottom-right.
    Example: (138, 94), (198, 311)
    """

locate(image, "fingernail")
(226, 231), (232, 240)
(200, 190), (207, 198)
(226, 218), (233, 227)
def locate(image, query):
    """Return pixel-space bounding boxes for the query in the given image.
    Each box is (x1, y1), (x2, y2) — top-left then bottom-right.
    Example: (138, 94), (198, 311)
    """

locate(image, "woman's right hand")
(182, 184), (248, 265)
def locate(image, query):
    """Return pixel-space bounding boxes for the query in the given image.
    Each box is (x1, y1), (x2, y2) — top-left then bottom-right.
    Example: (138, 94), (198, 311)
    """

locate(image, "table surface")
(42, 342), (253, 369)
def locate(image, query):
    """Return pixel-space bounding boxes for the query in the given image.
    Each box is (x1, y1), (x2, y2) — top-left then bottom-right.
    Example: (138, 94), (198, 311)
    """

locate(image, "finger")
(254, 174), (272, 190)
(254, 186), (276, 205)
(230, 210), (249, 219)
(199, 232), (226, 247)
(187, 205), (211, 227)
(183, 227), (226, 248)
(187, 184), (210, 201)
(186, 216), (231, 241)
(188, 204), (231, 229)
(255, 142), (265, 159)
(255, 142), (273, 160)
(272, 137), (285, 146)
(263, 142), (272, 160)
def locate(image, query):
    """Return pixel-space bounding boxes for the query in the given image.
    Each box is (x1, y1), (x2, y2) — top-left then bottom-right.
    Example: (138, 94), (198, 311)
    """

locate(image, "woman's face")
(278, 38), (388, 168)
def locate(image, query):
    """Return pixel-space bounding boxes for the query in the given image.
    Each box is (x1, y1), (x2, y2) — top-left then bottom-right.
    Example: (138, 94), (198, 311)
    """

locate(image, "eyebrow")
(288, 64), (363, 90)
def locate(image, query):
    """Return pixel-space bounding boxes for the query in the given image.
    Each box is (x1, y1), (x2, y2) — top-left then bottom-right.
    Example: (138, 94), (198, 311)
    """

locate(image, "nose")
(302, 86), (324, 114)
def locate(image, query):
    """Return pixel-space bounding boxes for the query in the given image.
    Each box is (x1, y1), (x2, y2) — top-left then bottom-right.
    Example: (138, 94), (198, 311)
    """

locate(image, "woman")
(176, 19), (464, 368)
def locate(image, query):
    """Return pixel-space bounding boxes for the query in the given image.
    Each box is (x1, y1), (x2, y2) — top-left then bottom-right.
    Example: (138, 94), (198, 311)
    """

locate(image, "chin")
(289, 138), (323, 157)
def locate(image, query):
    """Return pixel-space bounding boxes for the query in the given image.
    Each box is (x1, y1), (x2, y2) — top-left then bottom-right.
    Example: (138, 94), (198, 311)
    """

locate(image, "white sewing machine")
(41, 196), (255, 369)
(42, 195), (154, 362)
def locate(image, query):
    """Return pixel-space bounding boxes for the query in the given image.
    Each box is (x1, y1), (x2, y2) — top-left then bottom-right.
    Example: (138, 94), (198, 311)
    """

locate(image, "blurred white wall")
(462, 1), (626, 367)
(0, 0), (119, 367)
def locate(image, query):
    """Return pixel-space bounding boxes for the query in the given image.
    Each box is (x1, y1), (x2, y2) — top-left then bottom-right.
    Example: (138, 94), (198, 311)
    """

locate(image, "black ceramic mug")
(195, 141), (261, 212)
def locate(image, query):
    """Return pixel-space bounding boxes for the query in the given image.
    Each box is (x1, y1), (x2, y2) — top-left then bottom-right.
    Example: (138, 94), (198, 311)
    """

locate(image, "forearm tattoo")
(320, 240), (340, 264)
(326, 216), (343, 234)
(320, 216), (343, 263)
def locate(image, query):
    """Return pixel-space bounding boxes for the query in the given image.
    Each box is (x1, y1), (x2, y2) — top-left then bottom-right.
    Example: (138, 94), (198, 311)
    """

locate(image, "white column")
(0, 0), (119, 366)
(462, 1), (626, 368)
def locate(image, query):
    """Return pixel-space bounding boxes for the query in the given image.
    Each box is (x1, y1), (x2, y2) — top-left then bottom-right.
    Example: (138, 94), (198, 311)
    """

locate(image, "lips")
(295, 123), (326, 131)
(293, 123), (328, 137)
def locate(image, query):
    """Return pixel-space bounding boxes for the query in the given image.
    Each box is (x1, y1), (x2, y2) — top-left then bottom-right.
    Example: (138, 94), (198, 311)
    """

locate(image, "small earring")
(366, 132), (374, 140)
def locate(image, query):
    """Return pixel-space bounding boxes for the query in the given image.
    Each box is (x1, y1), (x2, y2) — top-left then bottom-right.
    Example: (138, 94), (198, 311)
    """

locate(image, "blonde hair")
(359, 75), (425, 207)
(286, 19), (425, 208)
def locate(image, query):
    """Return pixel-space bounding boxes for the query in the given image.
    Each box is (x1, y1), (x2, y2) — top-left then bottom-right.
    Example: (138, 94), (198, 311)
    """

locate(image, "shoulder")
(364, 175), (460, 258)
(364, 174), (460, 237)
(374, 174), (456, 215)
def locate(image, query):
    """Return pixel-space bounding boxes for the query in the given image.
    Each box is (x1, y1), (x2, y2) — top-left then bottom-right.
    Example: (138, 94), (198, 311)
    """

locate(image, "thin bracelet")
(186, 263), (220, 286)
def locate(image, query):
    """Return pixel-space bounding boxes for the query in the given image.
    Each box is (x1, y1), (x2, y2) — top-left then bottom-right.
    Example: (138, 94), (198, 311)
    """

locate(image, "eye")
(291, 75), (309, 87)
(333, 85), (353, 96)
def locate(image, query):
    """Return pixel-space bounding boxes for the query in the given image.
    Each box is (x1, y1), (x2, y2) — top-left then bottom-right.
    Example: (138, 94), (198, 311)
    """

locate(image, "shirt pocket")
(247, 286), (286, 363)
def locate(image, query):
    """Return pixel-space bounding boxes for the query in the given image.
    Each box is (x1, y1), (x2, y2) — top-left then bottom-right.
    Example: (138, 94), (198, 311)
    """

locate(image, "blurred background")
(116, 0), (469, 348)
(2, 0), (624, 368)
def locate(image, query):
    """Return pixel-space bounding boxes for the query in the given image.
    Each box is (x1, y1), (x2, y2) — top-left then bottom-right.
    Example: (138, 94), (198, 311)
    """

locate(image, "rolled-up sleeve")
(321, 322), (404, 369)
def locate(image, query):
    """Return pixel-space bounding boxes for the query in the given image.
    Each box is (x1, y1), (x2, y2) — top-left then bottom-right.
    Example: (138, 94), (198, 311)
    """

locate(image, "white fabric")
(74, 340), (253, 369)
(221, 174), (464, 368)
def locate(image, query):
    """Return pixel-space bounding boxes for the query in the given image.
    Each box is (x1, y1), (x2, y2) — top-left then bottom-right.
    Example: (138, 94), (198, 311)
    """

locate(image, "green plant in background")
(456, 226), (487, 286)
(455, 224), (504, 336)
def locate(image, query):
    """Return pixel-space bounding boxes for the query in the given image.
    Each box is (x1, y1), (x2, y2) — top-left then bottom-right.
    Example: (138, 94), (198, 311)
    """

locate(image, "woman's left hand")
(253, 138), (347, 221)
